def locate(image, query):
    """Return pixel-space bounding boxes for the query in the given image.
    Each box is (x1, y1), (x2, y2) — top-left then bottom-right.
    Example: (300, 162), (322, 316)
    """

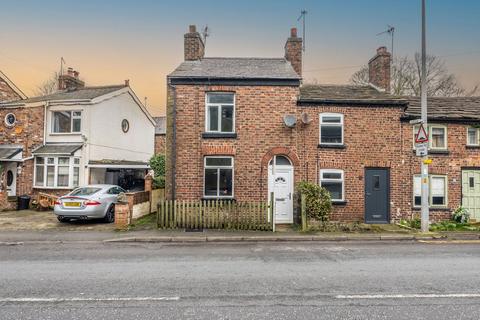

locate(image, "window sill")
(412, 206), (450, 211)
(49, 132), (82, 136)
(332, 200), (347, 205)
(466, 145), (480, 149)
(201, 197), (236, 202)
(318, 144), (346, 149)
(202, 132), (237, 139)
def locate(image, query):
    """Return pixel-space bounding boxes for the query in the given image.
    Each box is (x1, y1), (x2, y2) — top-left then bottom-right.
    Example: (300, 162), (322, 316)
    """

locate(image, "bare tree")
(350, 54), (478, 97)
(35, 72), (59, 96)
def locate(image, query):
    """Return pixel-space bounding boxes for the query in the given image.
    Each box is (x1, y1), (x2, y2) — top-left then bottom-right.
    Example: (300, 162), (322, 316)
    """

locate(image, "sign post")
(419, 0), (429, 233)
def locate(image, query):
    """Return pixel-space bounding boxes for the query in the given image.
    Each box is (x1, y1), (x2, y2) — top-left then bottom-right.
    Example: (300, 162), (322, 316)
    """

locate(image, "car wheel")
(104, 205), (115, 223)
(57, 216), (70, 223)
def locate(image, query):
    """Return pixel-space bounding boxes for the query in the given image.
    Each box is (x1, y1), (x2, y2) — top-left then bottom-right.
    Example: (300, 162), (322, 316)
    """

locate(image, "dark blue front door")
(365, 168), (390, 224)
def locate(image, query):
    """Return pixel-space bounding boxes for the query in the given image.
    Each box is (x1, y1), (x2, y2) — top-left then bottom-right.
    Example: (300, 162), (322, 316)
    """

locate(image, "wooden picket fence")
(157, 199), (274, 231)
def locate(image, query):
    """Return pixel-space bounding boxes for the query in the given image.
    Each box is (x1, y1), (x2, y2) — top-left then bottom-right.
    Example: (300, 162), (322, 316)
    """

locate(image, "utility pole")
(420, 0), (430, 232)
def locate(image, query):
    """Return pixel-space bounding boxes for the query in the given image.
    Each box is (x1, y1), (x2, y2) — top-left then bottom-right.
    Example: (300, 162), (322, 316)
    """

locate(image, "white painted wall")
(88, 92), (154, 163)
(45, 104), (86, 144)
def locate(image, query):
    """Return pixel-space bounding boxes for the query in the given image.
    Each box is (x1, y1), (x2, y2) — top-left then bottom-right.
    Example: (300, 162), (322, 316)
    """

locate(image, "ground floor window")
(34, 156), (80, 188)
(204, 156), (233, 198)
(413, 175), (447, 207)
(320, 169), (344, 202)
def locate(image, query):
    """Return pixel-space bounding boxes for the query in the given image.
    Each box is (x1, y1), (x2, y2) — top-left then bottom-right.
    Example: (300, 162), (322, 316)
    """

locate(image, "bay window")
(205, 93), (235, 133)
(320, 113), (343, 145)
(52, 111), (82, 133)
(320, 169), (344, 202)
(34, 156), (81, 188)
(204, 156), (234, 198)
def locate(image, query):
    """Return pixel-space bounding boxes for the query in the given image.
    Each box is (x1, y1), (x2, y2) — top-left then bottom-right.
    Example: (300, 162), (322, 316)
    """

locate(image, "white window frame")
(205, 93), (235, 133)
(320, 169), (345, 202)
(412, 124), (447, 150)
(203, 156), (234, 198)
(413, 174), (448, 208)
(467, 127), (480, 146)
(34, 156), (81, 189)
(319, 113), (344, 145)
(51, 110), (82, 134)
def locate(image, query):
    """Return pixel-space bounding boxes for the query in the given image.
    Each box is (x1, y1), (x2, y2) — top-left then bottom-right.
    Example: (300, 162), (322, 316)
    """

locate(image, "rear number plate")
(64, 202), (81, 207)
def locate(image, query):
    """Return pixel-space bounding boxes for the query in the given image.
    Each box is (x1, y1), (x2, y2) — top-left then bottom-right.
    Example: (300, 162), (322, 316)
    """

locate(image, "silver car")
(54, 184), (126, 223)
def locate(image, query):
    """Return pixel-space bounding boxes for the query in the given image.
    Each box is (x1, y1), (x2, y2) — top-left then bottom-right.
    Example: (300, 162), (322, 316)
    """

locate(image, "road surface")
(1, 241), (480, 319)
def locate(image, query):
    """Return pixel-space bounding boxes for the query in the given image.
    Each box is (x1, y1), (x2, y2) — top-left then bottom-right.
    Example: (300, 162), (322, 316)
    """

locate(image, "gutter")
(297, 99), (408, 106)
(169, 82), (177, 200)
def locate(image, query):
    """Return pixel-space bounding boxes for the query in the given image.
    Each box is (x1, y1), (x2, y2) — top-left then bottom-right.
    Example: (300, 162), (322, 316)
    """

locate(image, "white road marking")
(336, 293), (480, 299)
(0, 296), (180, 303)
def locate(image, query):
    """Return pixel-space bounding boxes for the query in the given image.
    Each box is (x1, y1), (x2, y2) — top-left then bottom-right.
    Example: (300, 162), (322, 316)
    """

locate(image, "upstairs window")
(467, 127), (480, 146)
(319, 113), (343, 145)
(206, 93), (235, 133)
(52, 111), (82, 133)
(320, 169), (344, 202)
(204, 156), (234, 198)
(413, 124), (447, 150)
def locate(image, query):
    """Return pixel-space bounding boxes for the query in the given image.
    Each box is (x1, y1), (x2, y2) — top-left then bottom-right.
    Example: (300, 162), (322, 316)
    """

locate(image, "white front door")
(268, 165), (294, 224)
(462, 170), (480, 220)
(4, 162), (17, 197)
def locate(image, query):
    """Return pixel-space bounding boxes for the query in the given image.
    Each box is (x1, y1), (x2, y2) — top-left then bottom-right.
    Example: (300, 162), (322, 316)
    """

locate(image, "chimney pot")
(189, 25), (196, 33)
(377, 46), (387, 54)
(125, 79), (130, 86)
(290, 27), (297, 38)
(67, 67), (74, 76)
(73, 70), (79, 78)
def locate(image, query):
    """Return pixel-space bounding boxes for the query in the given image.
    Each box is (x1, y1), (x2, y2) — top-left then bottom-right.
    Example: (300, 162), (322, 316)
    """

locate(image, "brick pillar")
(145, 175), (153, 192)
(115, 202), (130, 230)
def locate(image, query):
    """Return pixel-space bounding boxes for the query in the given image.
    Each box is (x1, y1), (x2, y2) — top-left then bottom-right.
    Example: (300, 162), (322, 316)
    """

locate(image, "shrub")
(452, 206), (470, 224)
(149, 154), (165, 189)
(297, 181), (332, 221)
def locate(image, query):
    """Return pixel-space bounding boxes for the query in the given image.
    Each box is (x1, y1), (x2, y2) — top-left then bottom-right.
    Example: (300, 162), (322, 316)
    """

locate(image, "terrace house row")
(166, 25), (480, 224)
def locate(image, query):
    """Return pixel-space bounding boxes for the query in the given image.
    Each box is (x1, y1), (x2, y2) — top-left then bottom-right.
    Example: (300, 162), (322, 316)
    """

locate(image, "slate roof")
(404, 96), (480, 121)
(298, 84), (407, 105)
(3, 85), (126, 104)
(169, 57), (300, 80)
(0, 145), (23, 160)
(33, 144), (83, 155)
(153, 116), (166, 135)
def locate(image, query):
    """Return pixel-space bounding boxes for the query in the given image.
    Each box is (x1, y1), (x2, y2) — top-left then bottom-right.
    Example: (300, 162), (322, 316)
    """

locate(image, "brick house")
(154, 116), (166, 154)
(401, 97), (480, 222)
(166, 25), (480, 225)
(1, 69), (155, 210)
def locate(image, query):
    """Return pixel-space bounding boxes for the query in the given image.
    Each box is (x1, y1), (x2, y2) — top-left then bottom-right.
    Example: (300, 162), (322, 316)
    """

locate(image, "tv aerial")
(377, 25), (395, 59)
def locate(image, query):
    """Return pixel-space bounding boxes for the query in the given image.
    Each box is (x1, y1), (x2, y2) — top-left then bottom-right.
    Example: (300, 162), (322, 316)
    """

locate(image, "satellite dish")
(283, 115), (297, 128)
(301, 112), (312, 125)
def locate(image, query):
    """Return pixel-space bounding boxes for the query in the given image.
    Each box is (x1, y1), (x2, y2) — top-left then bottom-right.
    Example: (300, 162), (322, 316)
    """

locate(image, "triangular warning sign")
(415, 124), (428, 143)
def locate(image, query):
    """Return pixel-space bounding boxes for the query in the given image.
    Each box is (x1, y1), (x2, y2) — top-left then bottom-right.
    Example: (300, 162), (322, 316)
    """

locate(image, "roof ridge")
(201, 57), (286, 61)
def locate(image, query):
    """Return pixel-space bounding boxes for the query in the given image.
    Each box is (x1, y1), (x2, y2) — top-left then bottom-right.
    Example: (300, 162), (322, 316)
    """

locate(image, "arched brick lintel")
(260, 147), (300, 167)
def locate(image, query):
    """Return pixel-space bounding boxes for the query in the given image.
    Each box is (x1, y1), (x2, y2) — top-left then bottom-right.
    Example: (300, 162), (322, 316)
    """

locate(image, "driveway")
(0, 210), (115, 231)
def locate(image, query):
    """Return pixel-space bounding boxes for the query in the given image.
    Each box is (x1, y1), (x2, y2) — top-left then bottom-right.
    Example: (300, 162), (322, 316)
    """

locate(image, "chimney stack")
(368, 46), (391, 92)
(58, 67), (85, 91)
(124, 79), (130, 86)
(184, 25), (205, 61)
(285, 27), (303, 77)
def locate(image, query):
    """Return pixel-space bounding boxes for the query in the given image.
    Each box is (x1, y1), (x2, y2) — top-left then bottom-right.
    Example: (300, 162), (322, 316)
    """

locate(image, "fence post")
(269, 192), (275, 232)
(301, 193), (307, 232)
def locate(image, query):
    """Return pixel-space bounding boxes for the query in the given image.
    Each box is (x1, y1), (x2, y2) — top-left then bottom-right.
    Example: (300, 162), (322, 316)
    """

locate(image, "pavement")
(2, 241), (480, 319)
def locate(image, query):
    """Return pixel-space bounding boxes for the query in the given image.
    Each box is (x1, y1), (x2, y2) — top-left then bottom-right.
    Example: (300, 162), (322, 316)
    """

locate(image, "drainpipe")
(43, 101), (49, 146)
(168, 82), (177, 200)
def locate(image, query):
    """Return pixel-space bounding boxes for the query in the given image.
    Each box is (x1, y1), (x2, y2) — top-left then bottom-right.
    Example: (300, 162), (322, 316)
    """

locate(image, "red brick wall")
(0, 106), (44, 208)
(155, 134), (166, 154)
(166, 84), (300, 201)
(400, 121), (480, 222)
(297, 104), (405, 222)
(0, 76), (22, 102)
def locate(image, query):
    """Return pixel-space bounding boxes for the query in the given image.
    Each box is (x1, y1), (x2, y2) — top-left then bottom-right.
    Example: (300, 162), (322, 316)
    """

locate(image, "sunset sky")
(1, 0), (479, 116)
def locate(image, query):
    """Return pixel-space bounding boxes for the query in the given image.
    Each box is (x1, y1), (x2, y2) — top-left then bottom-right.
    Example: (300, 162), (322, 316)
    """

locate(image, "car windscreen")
(69, 187), (102, 196)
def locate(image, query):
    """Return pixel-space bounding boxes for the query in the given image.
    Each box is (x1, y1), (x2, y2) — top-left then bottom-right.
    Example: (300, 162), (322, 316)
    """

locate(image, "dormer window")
(52, 111), (82, 133)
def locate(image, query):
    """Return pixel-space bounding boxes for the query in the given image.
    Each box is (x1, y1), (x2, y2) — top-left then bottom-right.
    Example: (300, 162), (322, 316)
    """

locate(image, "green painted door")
(462, 170), (480, 220)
